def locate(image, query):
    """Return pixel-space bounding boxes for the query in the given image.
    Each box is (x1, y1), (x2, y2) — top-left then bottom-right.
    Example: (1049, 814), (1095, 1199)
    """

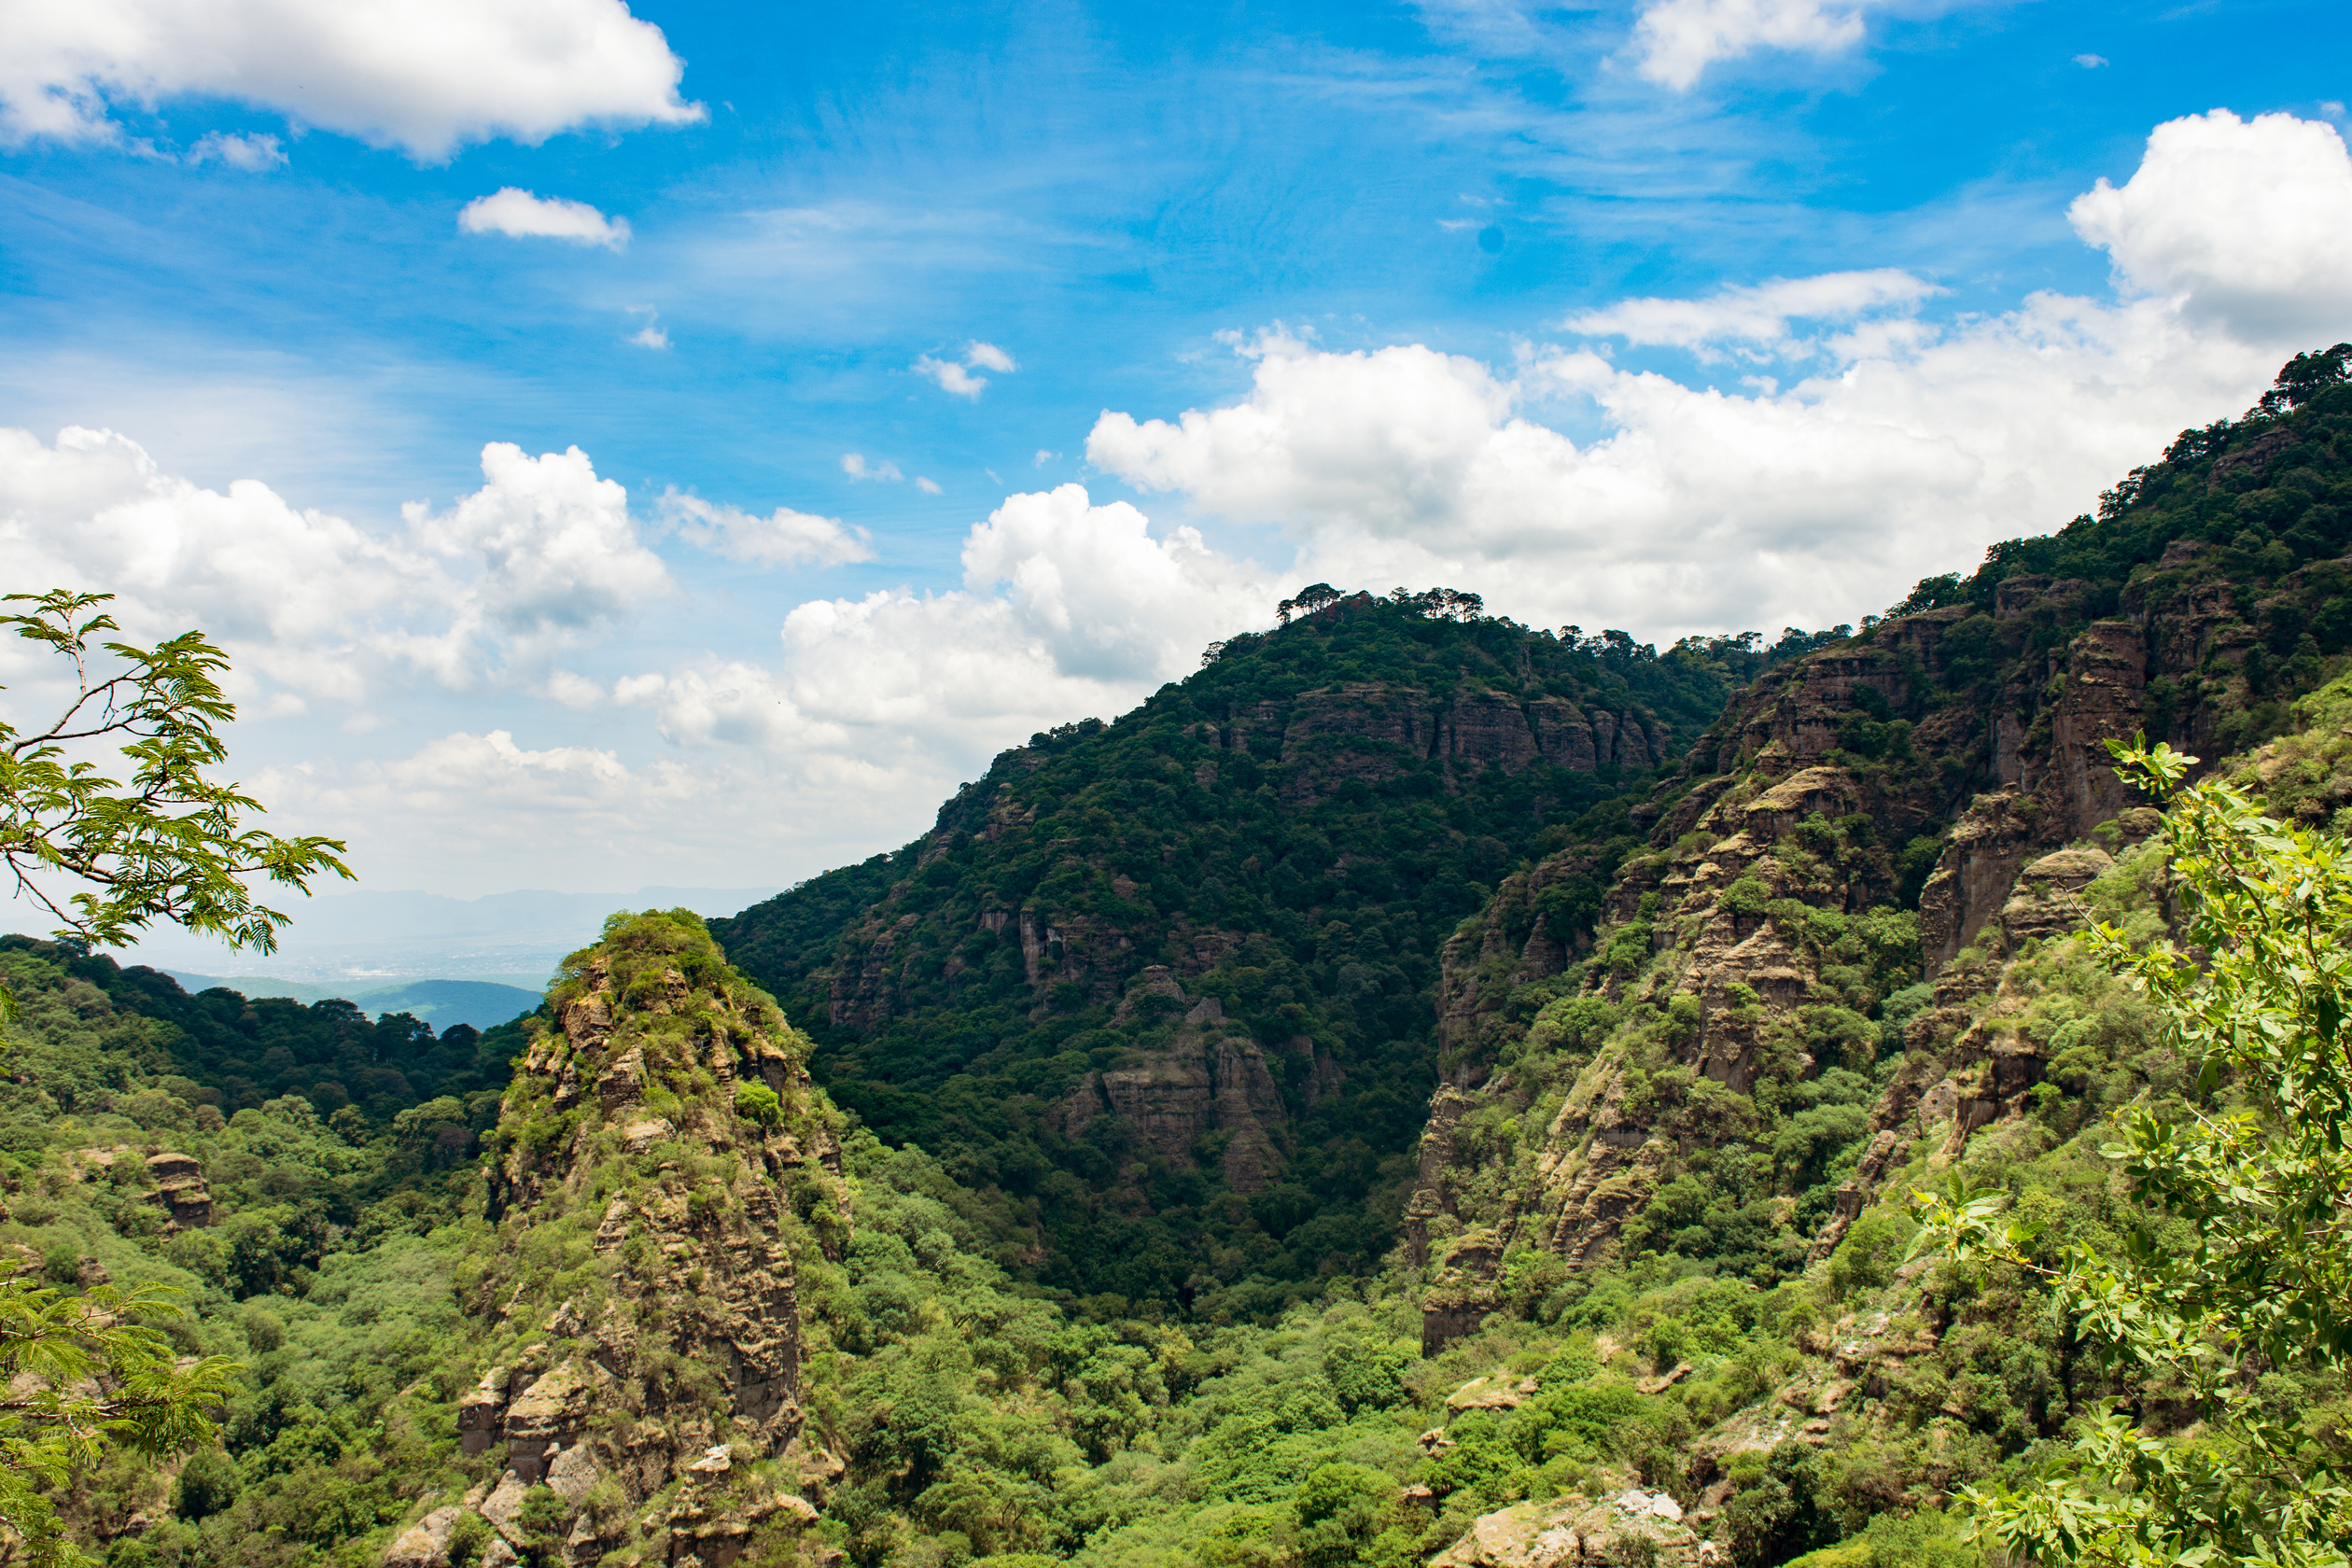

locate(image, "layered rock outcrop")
(145, 1152), (213, 1229)
(1272, 684), (1661, 801)
(1046, 973), (1291, 1190)
(1401, 556), (2317, 1345)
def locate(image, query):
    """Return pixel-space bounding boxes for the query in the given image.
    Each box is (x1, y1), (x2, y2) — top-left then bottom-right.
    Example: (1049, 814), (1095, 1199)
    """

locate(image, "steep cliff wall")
(1404, 367), (2352, 1347)
(816, 680), (1673, 1034)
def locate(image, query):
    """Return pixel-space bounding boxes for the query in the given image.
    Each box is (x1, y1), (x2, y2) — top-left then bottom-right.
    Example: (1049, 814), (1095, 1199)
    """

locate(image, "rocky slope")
(388, 911), (852, 1568)
(1404, 346), (2352, 1351)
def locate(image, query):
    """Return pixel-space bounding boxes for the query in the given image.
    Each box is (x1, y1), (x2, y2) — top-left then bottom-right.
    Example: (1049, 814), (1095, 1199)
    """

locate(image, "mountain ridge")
(161, 973), (544, 1032)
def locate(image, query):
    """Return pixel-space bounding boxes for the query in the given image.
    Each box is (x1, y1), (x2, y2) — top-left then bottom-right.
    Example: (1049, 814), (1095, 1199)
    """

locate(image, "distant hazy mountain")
(161, 972), (545, 1032)
(111, 885), (784, 987)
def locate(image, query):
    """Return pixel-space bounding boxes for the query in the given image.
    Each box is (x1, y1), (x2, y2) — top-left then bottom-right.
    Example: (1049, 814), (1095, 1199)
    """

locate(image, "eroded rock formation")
(393, 913), (848, 1568)
(1401, 562), (2302, 1348)
(145, 1152), (213, 1228)
(1047, 973), (1291, 1190)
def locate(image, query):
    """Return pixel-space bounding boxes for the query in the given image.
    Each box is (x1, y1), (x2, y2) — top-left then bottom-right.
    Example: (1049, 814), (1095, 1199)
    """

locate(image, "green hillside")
(711, 595), (1804, 1311)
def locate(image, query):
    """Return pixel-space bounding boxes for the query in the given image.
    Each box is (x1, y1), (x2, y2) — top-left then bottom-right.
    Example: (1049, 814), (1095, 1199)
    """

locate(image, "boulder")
(503, 1363), (592, 1480)
(384, 1506), (465, 1568)
(1433, 1492), (1706, 1568)
(546, 1444), (601, 1503)
(478, 1475), (531, 1546)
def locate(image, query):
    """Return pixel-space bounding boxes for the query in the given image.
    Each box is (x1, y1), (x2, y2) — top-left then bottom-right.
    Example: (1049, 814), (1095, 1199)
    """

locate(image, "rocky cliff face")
(1043, 969), (1300, 1191)
(1404, 505), (2352, 1347)
(390, 912), (850, 1568)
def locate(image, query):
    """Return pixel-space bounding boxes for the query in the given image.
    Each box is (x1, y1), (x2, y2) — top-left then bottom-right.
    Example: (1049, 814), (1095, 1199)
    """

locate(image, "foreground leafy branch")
(1913, 739), (2352, 1568)
(0, 590), (352, 1011)
(0, 588), (329, 1549)
(0, 1279), (244, 1564)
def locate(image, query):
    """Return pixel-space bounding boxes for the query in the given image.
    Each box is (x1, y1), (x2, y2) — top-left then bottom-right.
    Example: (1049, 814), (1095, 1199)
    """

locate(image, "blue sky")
(3, 0), (2350, 917)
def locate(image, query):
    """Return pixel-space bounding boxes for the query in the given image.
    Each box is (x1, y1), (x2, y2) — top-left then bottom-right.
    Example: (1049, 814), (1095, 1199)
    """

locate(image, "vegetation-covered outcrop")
(1404, 342), (2352, 1342)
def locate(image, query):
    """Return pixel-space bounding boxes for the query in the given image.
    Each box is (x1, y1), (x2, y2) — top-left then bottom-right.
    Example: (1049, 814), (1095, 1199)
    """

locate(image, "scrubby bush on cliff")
(1920, 742), (2352, 1566)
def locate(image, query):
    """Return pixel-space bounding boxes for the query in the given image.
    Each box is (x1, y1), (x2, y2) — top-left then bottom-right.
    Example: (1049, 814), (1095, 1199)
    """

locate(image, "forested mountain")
(7, 343), (2352, 1568)
(709, 595), (1797, 1311)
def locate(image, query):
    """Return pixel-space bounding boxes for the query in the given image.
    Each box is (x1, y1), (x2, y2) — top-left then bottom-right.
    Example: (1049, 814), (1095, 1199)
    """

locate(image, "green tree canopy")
(0, 1279), (243, 1564)
(2, 588), (347, 1559)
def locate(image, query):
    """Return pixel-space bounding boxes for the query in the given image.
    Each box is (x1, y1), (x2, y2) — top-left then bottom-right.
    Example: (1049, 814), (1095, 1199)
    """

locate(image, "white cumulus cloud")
(543, 669), (609, 709)
(0, 424), (435, 707)
(915, 357), (988, 399)
(0, 427), (681, 715)
(2067, 109), (2352, 342)
(459, 189), (631, 249)
(915, 342), (1019, 399)
(840, 454), (903, 483)
(630, 485), (1272, 763)
(958, 484), (1268, 683)
(0, 428), (904, 896)
(0, 0), (704, 159)
(1631, 0), (1874, 90)
(402, 443), (674, 667)
(481, 490), (1276, 887)
(661, 490), (874, 568)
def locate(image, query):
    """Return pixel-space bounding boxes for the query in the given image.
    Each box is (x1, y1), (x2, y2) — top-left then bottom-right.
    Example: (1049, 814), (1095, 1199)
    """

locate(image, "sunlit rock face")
(1406, 532), (2323, 1349)
(425, 911), (850, 1568)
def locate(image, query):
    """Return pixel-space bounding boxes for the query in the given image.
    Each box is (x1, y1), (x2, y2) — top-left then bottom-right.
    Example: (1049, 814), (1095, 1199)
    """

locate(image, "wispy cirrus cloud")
(187, 131), (286, 170)
(1562, 268), (1940, 351)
